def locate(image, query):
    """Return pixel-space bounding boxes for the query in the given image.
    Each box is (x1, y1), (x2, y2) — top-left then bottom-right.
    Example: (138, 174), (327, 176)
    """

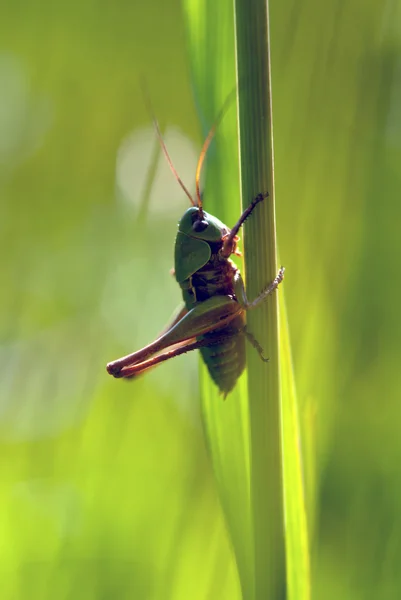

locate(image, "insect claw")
(256, 191), (269, 201)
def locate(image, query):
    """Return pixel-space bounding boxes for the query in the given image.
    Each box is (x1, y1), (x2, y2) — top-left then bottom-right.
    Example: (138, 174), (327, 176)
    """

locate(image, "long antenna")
(141, 81), (196, 207)
(142, 80), (237, 213)
(194, 88), (237, 211)
(152, 116), (196, 207)
(194, 123), (217, 212)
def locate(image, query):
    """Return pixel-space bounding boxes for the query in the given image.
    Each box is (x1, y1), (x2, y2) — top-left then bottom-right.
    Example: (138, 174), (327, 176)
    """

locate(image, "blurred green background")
(1, 0), (401, 598)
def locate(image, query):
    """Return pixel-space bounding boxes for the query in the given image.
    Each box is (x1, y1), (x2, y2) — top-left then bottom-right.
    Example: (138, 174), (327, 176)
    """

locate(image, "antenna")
(142, 80), (237, 214)
(141, 81), (196, 207)
(194, 88), (237, 212)
(151, 116), (196, 207)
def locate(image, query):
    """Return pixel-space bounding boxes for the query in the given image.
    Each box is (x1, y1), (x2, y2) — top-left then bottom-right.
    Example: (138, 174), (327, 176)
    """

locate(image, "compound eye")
(192, 219), (208, 233)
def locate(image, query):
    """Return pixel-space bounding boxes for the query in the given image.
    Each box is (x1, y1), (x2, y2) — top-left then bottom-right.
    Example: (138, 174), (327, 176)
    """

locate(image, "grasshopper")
(107, 111), (284, 397)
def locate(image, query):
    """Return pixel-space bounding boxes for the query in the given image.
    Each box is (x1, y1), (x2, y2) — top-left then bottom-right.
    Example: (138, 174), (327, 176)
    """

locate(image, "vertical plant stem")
(233, 0), (286, 598)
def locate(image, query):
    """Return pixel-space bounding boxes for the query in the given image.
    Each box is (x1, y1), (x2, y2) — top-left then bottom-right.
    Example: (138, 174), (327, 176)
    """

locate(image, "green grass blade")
(234, 0), (286, 597)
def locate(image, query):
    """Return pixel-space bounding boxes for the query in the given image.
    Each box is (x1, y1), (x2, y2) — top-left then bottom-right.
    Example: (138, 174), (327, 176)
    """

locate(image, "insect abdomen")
(180, 253), (246, 394)
(198, 314), (246, 396)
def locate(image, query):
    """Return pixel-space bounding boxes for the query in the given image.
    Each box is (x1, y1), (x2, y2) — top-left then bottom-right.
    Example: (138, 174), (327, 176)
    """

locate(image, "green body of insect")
(174, 207), (246, 394)
(106, 108), (284, 397)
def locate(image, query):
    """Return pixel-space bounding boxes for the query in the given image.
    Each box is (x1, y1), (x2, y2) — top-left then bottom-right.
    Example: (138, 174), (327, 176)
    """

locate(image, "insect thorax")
(180, 254), (238, 308)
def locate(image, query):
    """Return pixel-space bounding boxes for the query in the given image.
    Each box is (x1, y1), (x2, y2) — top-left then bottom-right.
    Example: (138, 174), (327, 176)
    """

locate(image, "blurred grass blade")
(183, 1), (254, 598)
(280, 293), (311, 600)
